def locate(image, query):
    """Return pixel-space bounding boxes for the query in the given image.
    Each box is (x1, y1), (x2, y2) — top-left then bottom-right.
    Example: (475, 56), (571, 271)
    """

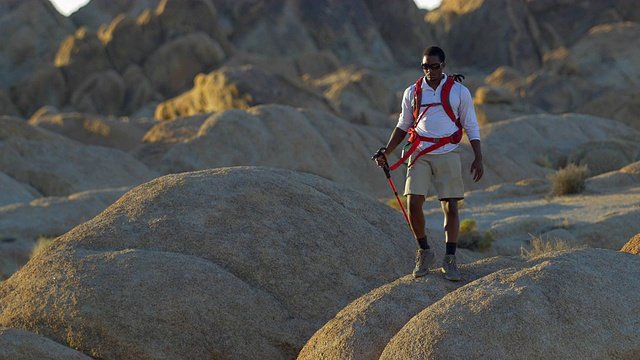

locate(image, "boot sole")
(441, 269), (461, 281)
(412, 270), (429, 278)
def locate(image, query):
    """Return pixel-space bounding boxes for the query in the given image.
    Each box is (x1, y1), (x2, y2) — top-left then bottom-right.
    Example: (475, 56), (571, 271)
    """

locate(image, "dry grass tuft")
(548, 163), (589, 196)
(520, 236), (585, 258)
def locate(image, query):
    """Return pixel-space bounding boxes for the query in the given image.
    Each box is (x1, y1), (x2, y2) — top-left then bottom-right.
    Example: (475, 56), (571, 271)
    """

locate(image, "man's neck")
(425, 75), (444, 90)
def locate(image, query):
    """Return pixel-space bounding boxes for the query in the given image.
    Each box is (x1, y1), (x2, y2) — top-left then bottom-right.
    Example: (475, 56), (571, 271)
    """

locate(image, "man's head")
(422, 46), (446, 82)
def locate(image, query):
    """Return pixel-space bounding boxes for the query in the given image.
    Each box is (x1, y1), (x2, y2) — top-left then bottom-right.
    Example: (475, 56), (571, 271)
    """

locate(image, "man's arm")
(374, 85), (413, 166)
(470, 139), (483, 182)
(374, 127), (407, 166)
(384, 127), (408, 155)
(458, 85), (483, 182)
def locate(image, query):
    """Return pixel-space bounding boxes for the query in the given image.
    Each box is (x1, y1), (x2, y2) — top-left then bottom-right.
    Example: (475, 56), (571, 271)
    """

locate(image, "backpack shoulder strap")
(411, 77), (423, 122)
(441, 75), (457, 123)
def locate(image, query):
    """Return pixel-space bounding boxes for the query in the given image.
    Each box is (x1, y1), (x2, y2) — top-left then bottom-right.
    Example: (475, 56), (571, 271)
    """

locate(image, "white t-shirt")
(396, 74), (481, 154)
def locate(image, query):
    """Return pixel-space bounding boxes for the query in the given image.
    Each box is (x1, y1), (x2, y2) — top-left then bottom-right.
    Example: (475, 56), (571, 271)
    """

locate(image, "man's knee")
(408, 195), (425, 213)
(441, 199), (459, 216)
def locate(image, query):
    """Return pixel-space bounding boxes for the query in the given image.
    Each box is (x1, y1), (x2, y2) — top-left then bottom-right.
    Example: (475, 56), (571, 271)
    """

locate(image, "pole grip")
(383, 162), (391, 179)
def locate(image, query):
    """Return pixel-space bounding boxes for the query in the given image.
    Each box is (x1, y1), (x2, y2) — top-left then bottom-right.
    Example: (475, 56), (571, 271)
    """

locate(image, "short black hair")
(423, 46), (446, 63)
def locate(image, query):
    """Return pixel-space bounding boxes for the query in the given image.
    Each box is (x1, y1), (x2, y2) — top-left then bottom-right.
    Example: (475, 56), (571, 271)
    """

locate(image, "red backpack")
(388, 74), (464, 171)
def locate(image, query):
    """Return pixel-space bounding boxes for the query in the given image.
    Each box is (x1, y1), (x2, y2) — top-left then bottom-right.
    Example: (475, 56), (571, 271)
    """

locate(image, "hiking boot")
(412, 248), (435, 278)
(441, 255), (461, 281)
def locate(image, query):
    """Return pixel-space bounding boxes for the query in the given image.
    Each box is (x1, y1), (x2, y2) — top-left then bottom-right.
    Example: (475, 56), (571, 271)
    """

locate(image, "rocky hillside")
(1, 0), (639, 358)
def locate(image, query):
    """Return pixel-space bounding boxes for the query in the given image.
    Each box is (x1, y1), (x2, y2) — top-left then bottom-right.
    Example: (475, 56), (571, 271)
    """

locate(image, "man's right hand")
(371, 147), (387, 167)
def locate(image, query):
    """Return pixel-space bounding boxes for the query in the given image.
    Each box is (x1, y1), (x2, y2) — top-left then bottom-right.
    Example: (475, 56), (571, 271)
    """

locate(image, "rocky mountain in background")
(1, 0), (640, 358)
(1, 0), (639, 120)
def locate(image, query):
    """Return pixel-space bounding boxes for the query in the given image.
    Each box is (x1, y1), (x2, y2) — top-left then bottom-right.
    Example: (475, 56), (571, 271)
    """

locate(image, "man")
(373, 46), (483, 281)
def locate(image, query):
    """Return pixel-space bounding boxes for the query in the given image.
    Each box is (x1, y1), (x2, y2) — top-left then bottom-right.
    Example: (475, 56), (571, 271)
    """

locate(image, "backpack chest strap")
(387, 75), (464, 172)
(388, 128), (462, 171)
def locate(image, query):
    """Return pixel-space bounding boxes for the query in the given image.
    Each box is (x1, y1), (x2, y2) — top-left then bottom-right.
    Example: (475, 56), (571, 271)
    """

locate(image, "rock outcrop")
(139, 104), (400, 198)
(0, 167), (417, 359)
(0, 116), (157, 196)
(29, 108), (155, 152)
(154, 65), (335, 121)
(621, 233), (640, 255)
(298, 256), (524, 360)
(477, 113), (640, 187)
(0, 327), (91, 360)
(301, 249), (640, 359)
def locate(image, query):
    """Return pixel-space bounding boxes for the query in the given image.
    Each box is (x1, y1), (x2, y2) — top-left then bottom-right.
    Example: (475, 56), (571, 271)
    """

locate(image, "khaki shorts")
(403, 150), (464, 200)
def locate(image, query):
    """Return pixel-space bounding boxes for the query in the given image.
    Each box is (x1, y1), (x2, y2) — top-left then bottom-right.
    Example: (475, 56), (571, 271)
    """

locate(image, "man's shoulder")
(404, 79), (422, 95)
(449, 77), (471, 95)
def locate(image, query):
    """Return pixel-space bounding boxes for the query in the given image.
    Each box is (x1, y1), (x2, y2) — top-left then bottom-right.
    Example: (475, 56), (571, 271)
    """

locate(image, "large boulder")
(0, 116), (157, 196)
(48, 0), (232, 116)
(559, 22), (640, 90)
(29, 108), (155, 152)
(587, 161), (640, 191)
(311, 67), (396, 127)
(572, 205), (640, 251)
(143, 32), (226, 98)
(140, 104), (401, 198)
(0, 327), (91, 360)
(0, 238), (31, 282)
(299, 255), (524, 360)
(522, 22), (640, 115)
(475, 113), (640, 190)
(621, 233), (640, 255)
(70, 69), (126, 115)
(154, 65), (335, 121)
(144, 107), (640, 199)
(11, 66), (68, 117)
(576, 88), (640, 130)
(378, 249), (640, 359)
(0, 186), (131, 242)
(83, 0), (421, 68)
(425, 0), (546, 72)
(0, 187), (131, 281)
(300, 249), (640, 359)
(0, 0), (75, 89)
(0, 172), (36, 207)
(54, 27), (113, 92)
(567, 139), (640, 176)
(425, 0), (638, 72)
(361, 0), (434, 67)
(0, 167), (418, 359)
(69, 0), (163, 30)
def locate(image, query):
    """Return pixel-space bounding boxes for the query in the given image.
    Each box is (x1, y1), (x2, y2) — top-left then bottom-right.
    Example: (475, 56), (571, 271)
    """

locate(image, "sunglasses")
(421, 62), (443, 71)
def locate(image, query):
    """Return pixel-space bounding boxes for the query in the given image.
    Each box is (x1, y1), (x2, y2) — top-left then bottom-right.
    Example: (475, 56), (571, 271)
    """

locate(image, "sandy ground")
(420, 181), (640, 257)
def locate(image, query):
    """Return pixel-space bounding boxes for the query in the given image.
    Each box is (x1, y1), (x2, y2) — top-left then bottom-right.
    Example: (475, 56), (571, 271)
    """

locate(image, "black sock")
(446, 242), (457, 255)
(417, 237), (430, 250)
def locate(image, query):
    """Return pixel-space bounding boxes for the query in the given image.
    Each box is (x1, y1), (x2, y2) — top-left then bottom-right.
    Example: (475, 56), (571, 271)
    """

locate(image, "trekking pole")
(372, 148), (416, 238)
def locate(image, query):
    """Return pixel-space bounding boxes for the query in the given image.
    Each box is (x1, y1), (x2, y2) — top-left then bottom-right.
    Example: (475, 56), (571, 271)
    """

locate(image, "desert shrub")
(520, 236), (584, 259)
(385, 196), (407, 212)
(458, 218), (494, 251)
(556, 218), (571, 229)
(30, 236), (55, 259)
(535, 154), (553, 169)
(459, 218), (476, 233)
(548, 163), (589, 196)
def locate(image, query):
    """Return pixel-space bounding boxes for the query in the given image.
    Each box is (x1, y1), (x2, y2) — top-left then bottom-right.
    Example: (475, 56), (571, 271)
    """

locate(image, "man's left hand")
(471, 159), (483, 182)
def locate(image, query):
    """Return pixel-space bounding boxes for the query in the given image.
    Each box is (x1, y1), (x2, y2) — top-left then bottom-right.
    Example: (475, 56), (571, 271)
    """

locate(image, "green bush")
(459, 218), (476, 233)
(548, 163), (589, 196)
(458, 218), (494, 251)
